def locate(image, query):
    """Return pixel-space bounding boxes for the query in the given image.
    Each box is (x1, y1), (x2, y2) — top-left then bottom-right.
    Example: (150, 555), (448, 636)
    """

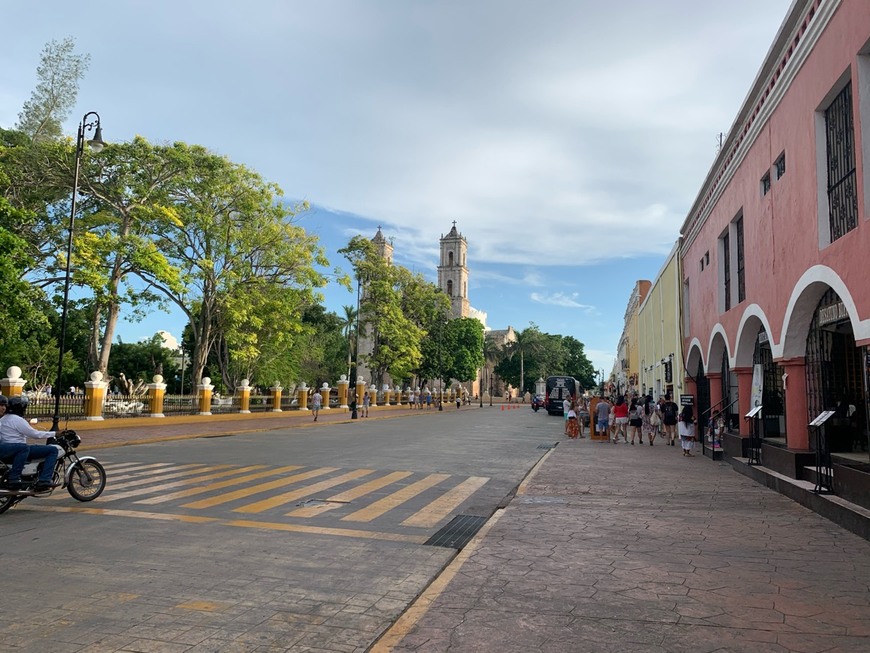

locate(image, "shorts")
(629, 418), (642, 427)
(615, 417), (629, 426)
(597, 417), (609, 431)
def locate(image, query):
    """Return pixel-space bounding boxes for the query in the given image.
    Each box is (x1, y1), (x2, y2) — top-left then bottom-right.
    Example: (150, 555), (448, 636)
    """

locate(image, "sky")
(1, 0), (794, 376)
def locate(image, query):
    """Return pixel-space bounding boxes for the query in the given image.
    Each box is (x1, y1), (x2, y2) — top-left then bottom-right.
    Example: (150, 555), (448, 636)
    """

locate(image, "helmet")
(8, 395), (28, 416)
(60, 430), (81, 449)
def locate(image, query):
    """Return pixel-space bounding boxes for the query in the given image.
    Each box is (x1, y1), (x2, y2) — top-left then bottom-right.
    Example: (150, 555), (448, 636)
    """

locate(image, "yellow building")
(635, 244), (684, 400)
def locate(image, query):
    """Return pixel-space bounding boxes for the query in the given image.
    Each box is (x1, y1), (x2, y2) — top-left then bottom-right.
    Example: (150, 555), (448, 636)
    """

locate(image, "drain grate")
(424, 514), (488, 549)
(537, 443), (557, 450)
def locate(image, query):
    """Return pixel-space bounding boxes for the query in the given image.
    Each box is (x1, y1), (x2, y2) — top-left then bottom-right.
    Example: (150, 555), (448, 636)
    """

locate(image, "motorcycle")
(0, 430), (106, 514)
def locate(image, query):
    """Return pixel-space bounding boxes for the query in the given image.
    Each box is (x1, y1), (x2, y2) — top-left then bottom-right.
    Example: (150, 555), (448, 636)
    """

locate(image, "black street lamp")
(52, 111), (105, 431)
(479, 335), (484, 408)
(351, 273), (363, 419)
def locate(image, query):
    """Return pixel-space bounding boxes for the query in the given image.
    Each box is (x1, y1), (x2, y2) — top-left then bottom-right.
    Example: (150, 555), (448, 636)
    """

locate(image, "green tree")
(339, 236), (424, 388)
(107, 335), (179, 393)
(499, 325), (545, 394)
(16, 37), (90, 142)
(339, 304), (358, 380)
(442, 317), (484, 384)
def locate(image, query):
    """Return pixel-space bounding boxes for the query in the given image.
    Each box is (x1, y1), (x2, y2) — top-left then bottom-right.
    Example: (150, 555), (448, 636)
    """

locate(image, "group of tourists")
(565, 392), (699, 457)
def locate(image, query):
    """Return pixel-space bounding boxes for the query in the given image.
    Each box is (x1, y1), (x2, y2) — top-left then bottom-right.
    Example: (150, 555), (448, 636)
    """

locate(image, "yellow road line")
(27, 504), (220, 524)
(104, 465), (269, 502)
(286, 470), (413, 517)
(183, 467), (338, 510)
(401, 476), (489, 528)
(233, 469), (374, 514)
(370, 508), (505, 651)
(341, 473), (450, 523)
(25, 505), (426, 543)
(226, 519), (426, 543)
(134, 465), (299, 505)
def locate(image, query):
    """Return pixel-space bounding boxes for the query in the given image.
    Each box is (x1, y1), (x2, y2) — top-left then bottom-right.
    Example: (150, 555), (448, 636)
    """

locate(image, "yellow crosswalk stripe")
(286, 470), (413, 517)
(341, 473), (450, 523)
(183, 467), (339, 510)
(231, 469), (374, 514)
(106, 465), (271, 503)
(108, 465), (231, 490)
(133, 465), (301, 505)
(401, 476), (489, 527)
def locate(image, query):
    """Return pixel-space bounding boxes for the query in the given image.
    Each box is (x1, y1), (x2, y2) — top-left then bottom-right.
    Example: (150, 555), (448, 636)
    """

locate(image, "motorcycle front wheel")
(67, 460), (106, 502)
(0, 494), (20, 514)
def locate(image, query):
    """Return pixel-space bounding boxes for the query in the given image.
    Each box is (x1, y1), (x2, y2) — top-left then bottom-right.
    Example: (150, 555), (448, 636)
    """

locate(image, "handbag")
(649, 410), (661, 427)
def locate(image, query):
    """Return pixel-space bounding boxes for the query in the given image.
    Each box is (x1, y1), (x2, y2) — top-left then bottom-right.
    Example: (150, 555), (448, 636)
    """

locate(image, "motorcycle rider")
(0, 395), (60, 492)
(0, 395), (30, 490)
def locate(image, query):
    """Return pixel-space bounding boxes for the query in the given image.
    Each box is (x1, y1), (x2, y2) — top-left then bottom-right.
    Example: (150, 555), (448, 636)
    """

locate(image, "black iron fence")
(28, 394), (86, 423)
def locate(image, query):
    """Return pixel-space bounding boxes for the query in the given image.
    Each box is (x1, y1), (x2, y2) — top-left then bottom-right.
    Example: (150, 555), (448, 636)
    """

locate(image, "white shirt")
(312, 392), (322, 408)
(0, 414), (56, 445)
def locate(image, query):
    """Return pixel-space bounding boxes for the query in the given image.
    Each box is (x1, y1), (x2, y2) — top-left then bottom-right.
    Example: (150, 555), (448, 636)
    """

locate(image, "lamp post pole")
(52, 111), (104, 432)
(351, 273), (363, 419)
(479, 334), (484, 408)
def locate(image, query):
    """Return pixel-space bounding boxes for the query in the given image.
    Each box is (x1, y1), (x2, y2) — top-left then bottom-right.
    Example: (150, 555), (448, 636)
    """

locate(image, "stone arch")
(734, 305), (776, 367)
(781, 266), (864, 359)
(707, 325), (731, 373)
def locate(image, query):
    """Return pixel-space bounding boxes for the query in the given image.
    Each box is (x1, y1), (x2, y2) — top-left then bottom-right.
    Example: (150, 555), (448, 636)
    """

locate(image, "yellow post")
(368, 385), (378, 409)
(198, 377), (214, 416)
(383, 386), (392, 406)
(355, 376), (366, 407)
(238, 380), (251, 414)
(147, 374), (167, 418)
(0, 366), (26, 398)
(84, 371), (108, 421)
(319, 383), (331, 410)
(296, 383), (309, 412)
(271, 384), (283, 412)
(337, 375), (349, 410)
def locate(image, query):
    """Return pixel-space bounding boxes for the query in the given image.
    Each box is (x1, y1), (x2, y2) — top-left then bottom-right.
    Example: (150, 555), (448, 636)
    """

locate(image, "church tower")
(438, 221), (470, 318)
(371, 226), (393, 264)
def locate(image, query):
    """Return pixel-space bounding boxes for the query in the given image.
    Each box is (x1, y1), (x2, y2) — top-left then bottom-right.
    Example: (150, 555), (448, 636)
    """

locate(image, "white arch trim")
(685, 338), (705, 376)
(781, 265), (870, 358)
(706, 323), (731, 372)
(734, 304), (779, 365)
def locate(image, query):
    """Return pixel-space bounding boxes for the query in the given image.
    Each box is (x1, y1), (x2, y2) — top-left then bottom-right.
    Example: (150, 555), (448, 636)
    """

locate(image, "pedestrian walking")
(311, 388), (322, 421)
(642, 394), (660, 445)
(661, 393), (679, 446)
(362, 391), (370, 418)
(566, 400), (580, 439)
(595, 396), (611, 439)
(628, 396), (642, 445)
(611, 395), (629, 443)
(563, 395), (572, 435)
(678, 404), (696, 456)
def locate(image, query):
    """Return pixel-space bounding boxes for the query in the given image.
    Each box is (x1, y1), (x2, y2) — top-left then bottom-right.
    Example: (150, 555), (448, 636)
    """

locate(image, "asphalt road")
(0, 405), (555, 652)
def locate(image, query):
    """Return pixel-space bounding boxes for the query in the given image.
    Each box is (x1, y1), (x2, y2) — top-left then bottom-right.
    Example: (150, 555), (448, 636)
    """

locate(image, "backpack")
(663, 402), (678, 420)
(649, 410), (661, 427)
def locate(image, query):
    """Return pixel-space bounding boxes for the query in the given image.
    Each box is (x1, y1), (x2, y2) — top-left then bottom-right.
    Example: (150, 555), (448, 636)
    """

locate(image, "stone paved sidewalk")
(379, 437), (870, 653)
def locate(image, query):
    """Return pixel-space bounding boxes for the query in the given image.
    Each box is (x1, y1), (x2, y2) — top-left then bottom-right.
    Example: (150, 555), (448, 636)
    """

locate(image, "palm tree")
(509, 327), (543, 396)
(483, 336), (503, 404)
(339, 305), (358, 379)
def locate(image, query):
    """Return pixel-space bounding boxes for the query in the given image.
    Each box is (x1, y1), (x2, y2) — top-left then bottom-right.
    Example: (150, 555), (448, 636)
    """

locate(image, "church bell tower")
(437, 221), (470, 318)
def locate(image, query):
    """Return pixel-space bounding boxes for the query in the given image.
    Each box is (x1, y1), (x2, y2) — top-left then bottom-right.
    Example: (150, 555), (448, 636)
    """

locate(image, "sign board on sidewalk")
(809, 410), (836, 427)
(680, 394), (694, 406)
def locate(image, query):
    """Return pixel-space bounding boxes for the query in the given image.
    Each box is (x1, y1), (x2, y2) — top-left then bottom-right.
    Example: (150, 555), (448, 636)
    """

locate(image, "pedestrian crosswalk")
(52, 461), (490, 533)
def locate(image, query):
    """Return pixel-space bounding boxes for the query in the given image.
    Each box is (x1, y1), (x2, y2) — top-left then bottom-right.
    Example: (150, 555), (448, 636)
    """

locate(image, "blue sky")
(1, 1), (793, 375)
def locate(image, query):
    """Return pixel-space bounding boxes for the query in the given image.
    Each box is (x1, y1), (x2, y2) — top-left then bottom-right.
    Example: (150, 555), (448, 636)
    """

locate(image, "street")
(0, 406), (550, 652)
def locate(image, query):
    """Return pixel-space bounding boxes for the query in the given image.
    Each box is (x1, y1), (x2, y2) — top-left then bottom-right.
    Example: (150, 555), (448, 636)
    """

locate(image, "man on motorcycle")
(0, 396), (30, 490)
(0, 395), (59, 492)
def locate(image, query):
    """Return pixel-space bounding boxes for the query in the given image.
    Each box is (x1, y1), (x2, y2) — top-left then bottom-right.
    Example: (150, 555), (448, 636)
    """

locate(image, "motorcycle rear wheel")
(67, 460), (106, 502)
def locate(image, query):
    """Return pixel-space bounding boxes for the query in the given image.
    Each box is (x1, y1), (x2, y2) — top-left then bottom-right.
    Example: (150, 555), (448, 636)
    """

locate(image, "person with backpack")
(661, 393), (679, 446)
(678, 404), (696, 457)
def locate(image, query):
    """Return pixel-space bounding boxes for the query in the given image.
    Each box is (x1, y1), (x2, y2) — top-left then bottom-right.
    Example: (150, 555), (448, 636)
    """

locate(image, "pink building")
(679, 0), (870, 499)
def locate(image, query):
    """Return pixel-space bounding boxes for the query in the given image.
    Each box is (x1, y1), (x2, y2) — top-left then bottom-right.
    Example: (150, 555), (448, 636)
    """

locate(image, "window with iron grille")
(774, 152), (786, 179)
(824, 82), (857, 243)
(736, 216), (745, 303)
(761, 172), (771, 196)
(722, 232), (731, 311)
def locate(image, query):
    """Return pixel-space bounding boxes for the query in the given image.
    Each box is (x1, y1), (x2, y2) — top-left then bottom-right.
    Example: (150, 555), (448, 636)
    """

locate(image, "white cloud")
(530, 292), (596, 312)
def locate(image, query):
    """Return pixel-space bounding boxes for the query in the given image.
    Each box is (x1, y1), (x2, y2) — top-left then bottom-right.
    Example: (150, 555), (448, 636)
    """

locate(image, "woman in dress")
(678, 404), (696, 457)
(641, 394), (660, 446)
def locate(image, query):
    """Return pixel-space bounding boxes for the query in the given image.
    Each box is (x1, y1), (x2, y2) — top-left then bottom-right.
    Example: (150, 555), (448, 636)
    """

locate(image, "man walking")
(311, 388), (322, 421)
